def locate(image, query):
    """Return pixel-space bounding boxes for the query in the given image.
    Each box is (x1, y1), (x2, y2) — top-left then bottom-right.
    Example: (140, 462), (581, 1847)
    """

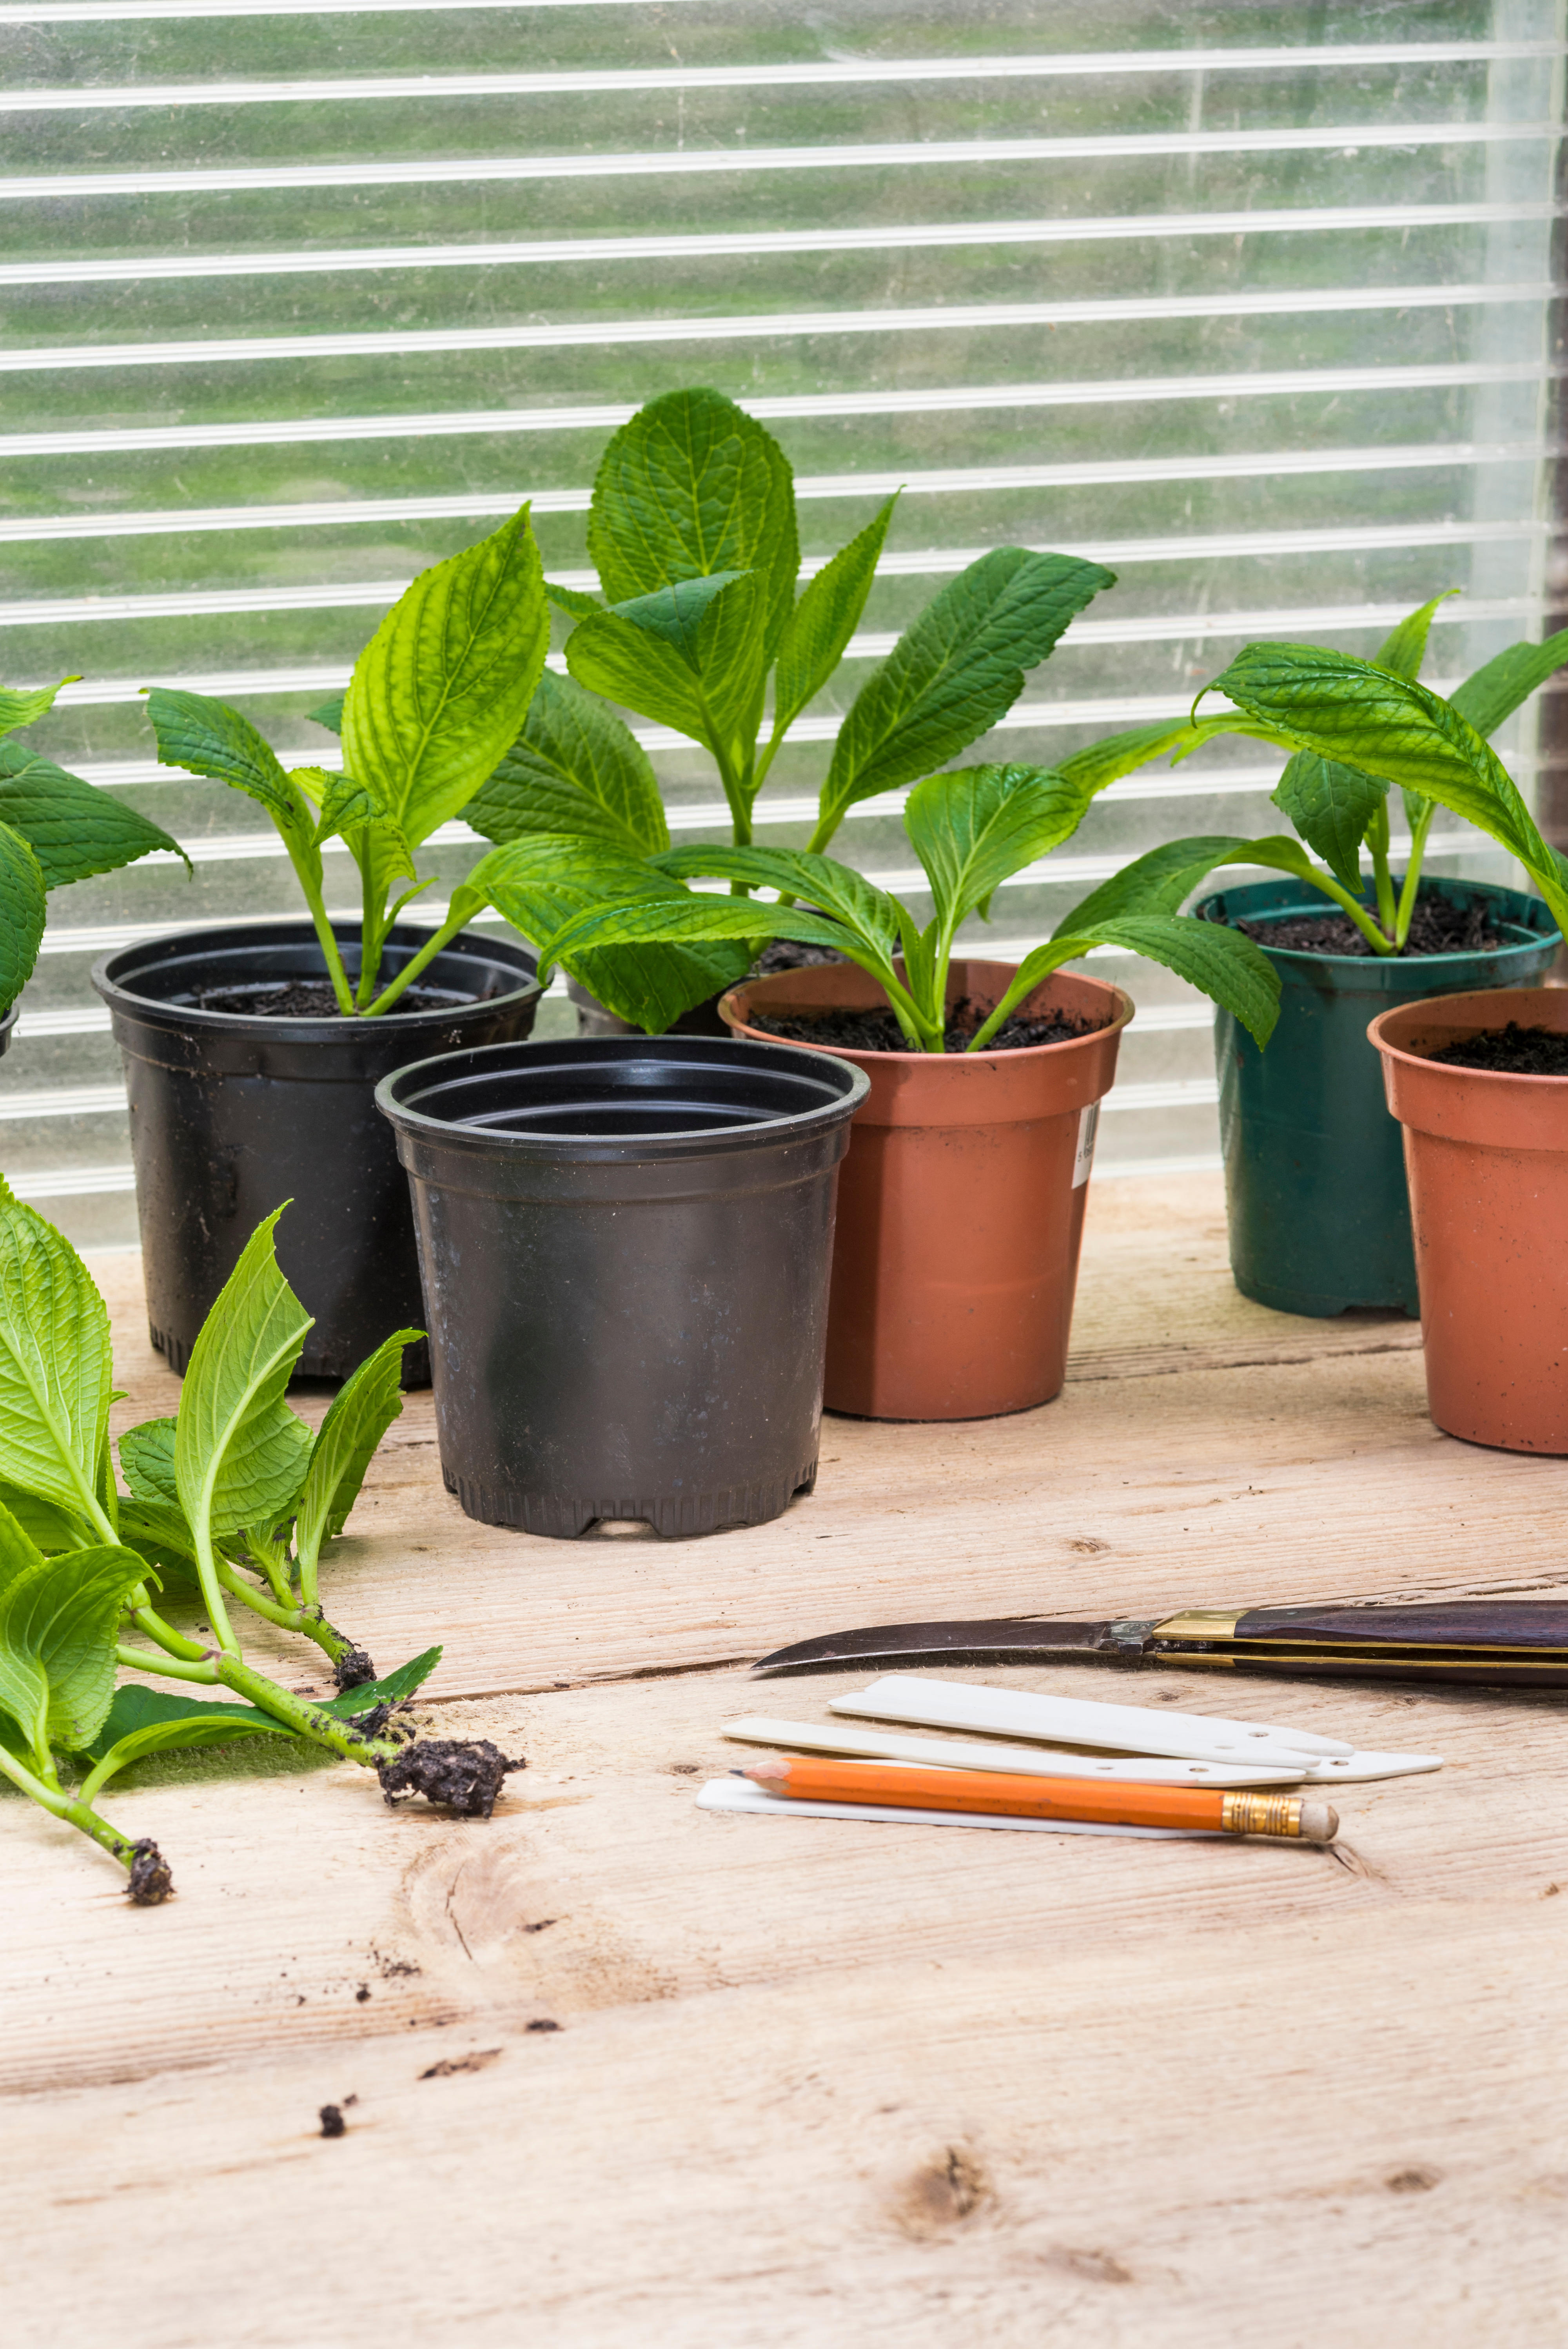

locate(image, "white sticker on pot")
(1073, 1102), (1099, 1188)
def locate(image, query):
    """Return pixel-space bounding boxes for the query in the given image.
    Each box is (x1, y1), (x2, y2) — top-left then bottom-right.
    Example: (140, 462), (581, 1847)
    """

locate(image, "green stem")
(209, 1652), (399, 1766)
(1366, 802), (1397, 939)
(362, 902), (470, 1017)
(0, 1741), (156, 1882)
(1394, 801), (1437, 948)
(285, 848), (356, 1014)
(116, 1643), (219, 1683)
(127, 1602), (211, 1662)
(1298, 864), (1400, 955)
(214, 1561), (359, 1666)
(354, 845), (384, 1011)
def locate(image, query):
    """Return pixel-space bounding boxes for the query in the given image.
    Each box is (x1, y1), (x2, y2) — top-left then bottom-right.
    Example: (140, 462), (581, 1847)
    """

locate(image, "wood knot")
(892, 2145), (989, 2237)
(1045, 2246), (1133, 2284)
(1385, 2164), (1442, 2193)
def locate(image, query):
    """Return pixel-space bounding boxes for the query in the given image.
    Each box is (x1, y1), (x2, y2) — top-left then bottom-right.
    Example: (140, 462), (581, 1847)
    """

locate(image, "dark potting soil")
(376, 1737), (525, 1818)
(188, 979), (468, 1018)
(1234, 896), (1504, 959)
(748, 996), (1104, 1054)
(126, 1839), (173, 1905)
(749, 939), (848, 975)
(1426, 1021), (1568, 1076)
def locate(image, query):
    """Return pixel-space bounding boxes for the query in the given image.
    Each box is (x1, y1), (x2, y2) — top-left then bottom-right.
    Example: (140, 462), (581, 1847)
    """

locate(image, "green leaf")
(0, 1479), (91, 1555)
(78, 1685), (292, 1796)
(1205, 644), (1568, 932)
(0, 1178), (113, 1528)
(0, 745), (188, 886)
(1449, 625), (1568, 740)
(307, 693), (345, 735)
(544, 579), (604, 617)
(314, 1643), (442, 1717)
(655, 841), (904, 964)
(0, 819), (47, 1010)
(904, 763), (1099, 940)
(587, 387), (799, 663)
(305, 766), (382, 840)
(467, 670), (670, 858)
(537, 891), (880, 992)
(115, 1492), (201, 1592)
(1374, 590), (1457, 684)
(461, 836), (751, 1033)
(771, 497), (898, 746)
(1272, 753), (1388, 893)
(0, 1495), (44, 1604)
(0, 1544), (152, 1755)
(1054, 834), (1315, 935)
(610, 570), (751, 656)
(147, 689), (305, 833)
(0, 678), (77, 739)
(566, 574), (768, 766)
(119, 1416), (180, 1510)
(340, 506), (550, 849)
(1055, 715), (1210, 797)
(174, 1210), (314, 1560)
(294, 1326), (420, 1584)
(1026, 914), (1281, 1049)
(817, 549), (1114, 840)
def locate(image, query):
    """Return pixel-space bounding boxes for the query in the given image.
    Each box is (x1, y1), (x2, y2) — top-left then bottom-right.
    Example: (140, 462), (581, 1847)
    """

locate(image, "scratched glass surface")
(0, 0), (1558, 1236)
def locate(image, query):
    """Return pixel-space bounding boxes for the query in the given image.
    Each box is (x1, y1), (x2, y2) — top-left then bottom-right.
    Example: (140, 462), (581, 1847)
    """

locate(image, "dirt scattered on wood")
(1234, 895), (1504, 959)
(420, 2048), (503, 2079)
(126, 1841), (173, 1905)
(333, 1647), (376, 1692)
(526, 2019), (561, 2033)
(1386, 2164), (1442, 2193)
(318, 2105), (346, 2138)
(377, 1739), (525, 1817)
(749, 997), (1103, 1054)
(1425, 1021), (1568, 1076)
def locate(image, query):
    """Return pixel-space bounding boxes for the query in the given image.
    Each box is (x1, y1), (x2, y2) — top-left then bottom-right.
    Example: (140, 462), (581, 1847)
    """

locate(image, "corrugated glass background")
(2, 0), (1563, 1241)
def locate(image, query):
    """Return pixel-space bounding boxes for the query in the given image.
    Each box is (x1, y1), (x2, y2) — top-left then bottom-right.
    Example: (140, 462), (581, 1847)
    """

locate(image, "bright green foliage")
(0, 679), (184, 1013)
(534, 764), (1279, 1053)
(147, 508), (553, 1015)
(292, 1325), (419, 1600)
(0, 1190), (465, 1900)
(468, 671), (670, 858)
(174, 1211), (314, 1595)
(1080, 599), (1568, 957)
(0, 1176), (115, 1531)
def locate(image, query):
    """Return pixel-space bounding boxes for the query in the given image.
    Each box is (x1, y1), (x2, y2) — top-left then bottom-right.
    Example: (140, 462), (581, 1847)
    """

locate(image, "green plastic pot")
(1195, 877), (1562, 1317)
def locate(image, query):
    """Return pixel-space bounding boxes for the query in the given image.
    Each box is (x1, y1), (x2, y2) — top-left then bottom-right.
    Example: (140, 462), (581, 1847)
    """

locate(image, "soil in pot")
(746, 998), (1105, 1054)
(1425, 1021), (1568, 1075)
(1234, 897), (1505, 958)
(1197, 875), (1562, 1319)
(189, 978), (469, 1018)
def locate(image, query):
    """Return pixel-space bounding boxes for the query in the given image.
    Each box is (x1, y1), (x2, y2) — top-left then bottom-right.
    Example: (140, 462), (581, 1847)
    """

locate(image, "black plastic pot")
(93, 920), (540, 1383)
(377, 1035), (869, 1538)
(0, 1003), (16, 1060)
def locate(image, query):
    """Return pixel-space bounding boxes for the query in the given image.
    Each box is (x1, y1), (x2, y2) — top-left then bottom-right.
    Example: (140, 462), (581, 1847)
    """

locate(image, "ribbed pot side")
(93, 919), (541, 1384)
(720, 958), (1133, 1421)
(377, 1035), (867, 1538)
(1197, 877), (1560, 1318)
(1371, 986), (1568, 1454)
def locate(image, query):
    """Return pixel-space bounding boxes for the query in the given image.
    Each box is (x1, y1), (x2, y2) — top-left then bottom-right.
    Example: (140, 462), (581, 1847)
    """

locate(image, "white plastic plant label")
(1072, 1102), (1099, 1187)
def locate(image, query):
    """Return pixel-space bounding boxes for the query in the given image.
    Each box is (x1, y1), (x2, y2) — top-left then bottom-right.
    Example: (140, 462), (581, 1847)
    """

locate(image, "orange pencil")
(743, 1757), (1338, 1843)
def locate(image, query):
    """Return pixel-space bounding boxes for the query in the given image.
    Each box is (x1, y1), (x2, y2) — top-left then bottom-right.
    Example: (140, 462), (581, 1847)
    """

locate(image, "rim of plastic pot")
(1193, 876), (1562, 970)
(719, 958), (1136, 1062)
(376, 1033), (871, 1165)
(1368, 984), (1568, 1078)
(0, 1001), (17, 1057)
(90, 916), (541, 1040)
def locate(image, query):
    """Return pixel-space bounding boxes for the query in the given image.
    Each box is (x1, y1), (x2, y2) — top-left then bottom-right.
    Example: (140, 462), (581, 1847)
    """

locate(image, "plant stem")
(1295, 865), (1400, 955)
(285, 850), (356, 1014)
(116, 1643), (219, 1683)
(213, 1561), (360, 1666)
(209, 1651), (399, 1766)
(0, 1741), (158, 1882)
(127, 1601), (212, 1662)
(1394, 799), (1437, 948)
(362, 902), (470, 1016)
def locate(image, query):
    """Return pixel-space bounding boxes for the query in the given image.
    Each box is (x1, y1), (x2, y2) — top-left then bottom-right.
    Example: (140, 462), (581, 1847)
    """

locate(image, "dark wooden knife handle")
(1233, 1602), (1568, 1650)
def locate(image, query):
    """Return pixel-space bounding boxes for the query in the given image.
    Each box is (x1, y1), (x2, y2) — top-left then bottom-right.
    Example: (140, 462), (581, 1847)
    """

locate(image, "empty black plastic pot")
(93, 919), (540, 1383)
(0, 1003), (16, 1060)
(377, 1035), (869, 1538)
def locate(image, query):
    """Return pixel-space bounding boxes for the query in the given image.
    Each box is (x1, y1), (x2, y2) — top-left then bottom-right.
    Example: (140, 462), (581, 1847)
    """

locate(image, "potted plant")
(527, 762), (1277, 1421)
(461, 384), (1117, 1032)
(1369, 988), (1568, 1453)
(0, 675), (186, 1053)
(93, 510), (560, 1382)
(1051, 600), (1568, 1317)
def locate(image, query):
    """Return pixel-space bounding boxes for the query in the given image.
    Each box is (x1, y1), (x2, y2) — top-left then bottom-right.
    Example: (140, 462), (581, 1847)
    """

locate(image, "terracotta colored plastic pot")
(1370, 986), (1568, 1453)
(719, 958), (1134, 1420)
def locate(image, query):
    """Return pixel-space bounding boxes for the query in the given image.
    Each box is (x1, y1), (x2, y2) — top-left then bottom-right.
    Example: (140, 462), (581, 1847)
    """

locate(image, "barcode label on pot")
(1073, 1103), (1099, 1188)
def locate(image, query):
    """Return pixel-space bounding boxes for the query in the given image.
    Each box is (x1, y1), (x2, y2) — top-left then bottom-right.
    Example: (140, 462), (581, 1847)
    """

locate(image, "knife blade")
(750, 1601), (1568, 1687)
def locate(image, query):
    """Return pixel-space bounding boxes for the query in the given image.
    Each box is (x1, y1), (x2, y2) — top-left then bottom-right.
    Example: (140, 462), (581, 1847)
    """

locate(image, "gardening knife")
(751, 1602), (1568, 1687)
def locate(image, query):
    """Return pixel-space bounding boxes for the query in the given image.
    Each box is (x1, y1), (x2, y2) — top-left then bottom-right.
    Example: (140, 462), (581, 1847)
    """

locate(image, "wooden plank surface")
(12, 1171), (1568, 2346)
